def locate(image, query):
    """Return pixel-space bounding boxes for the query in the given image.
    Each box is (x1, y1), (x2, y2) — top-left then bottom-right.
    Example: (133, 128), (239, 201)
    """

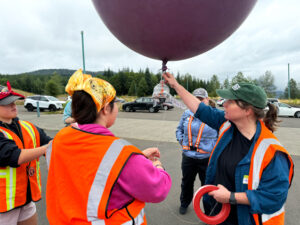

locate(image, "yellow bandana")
(65, 69), (116, 112)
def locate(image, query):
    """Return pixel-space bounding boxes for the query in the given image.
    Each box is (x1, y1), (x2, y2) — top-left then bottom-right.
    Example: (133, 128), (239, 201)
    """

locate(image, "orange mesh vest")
(209, 120), (294, 225)
(0, 120), (41, 212)
(248, 120), (293, 225)
(46, 126), (147, 225)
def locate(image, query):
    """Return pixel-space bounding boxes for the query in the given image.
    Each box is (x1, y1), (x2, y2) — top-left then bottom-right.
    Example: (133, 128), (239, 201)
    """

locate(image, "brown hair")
(72, 91), (115, 124)
(209, 99), (216, 108)
(235, 100), (280, 132)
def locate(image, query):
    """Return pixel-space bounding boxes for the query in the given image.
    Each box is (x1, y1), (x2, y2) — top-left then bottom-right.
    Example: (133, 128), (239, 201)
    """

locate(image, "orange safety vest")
(182, 116), (210, 154)
(46, 126), (147, 225)
(209, 120), (294, 225)
(0, 120), (41, 213)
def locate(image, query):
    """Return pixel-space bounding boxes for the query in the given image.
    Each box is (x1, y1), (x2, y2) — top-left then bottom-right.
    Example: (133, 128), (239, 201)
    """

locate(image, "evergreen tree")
(137, 77), (147, 97)
(45, 80), (60, 96)
(284, 79), (300, 99)
(209, 74), (221, 97)
(256, 71), (276, 97)
(144, 68), (152, 95)
(128, 81), (137, 96)
(50, 72), (64, 94)
(223, 78), (230, 89)
(231, 72), (252, 85)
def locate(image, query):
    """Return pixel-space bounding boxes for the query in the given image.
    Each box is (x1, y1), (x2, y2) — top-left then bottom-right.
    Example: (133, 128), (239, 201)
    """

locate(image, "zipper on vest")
(125, 206), (135, 225)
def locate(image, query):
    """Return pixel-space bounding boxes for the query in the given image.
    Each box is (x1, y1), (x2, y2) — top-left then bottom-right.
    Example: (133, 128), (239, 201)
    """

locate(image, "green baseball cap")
(216, 83), (267, 109)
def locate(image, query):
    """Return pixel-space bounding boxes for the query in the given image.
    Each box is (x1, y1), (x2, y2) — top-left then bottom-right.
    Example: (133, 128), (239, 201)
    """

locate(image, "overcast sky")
(1, 0), (299, 90)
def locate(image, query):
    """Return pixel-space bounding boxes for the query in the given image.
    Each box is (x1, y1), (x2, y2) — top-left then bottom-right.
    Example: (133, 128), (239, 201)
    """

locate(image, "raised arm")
(163, 72), (200, 114)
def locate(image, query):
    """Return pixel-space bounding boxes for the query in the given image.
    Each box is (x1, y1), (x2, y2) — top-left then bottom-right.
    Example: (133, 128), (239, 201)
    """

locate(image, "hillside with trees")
(1, 68), (299, 99)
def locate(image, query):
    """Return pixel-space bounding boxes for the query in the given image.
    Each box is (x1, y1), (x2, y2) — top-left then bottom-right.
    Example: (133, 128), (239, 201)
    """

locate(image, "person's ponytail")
(263, 102), (281, 132)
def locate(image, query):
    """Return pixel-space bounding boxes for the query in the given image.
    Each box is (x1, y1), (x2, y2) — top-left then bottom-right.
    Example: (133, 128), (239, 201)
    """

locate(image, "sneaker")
(179, 206), (187, 215)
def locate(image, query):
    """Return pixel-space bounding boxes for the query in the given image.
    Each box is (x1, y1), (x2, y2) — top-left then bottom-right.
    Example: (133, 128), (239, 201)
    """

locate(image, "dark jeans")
(180, 153), (209, 208)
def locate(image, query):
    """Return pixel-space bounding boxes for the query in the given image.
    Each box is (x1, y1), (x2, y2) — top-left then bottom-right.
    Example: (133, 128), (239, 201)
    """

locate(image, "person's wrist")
(229, 192), (237, 205)
(154, 163), (165, 170)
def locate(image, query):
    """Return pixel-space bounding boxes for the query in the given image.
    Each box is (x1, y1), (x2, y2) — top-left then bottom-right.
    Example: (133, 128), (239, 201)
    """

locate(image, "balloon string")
(209, 202), (219, 216)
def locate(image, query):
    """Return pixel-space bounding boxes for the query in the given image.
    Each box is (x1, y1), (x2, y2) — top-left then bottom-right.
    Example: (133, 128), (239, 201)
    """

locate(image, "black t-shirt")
(214, 127), (254, 224)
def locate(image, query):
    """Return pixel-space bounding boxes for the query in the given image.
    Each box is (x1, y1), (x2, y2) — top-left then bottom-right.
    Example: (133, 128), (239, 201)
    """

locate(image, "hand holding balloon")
(208, 184), (231, 204)
(163, 72), (179, 89)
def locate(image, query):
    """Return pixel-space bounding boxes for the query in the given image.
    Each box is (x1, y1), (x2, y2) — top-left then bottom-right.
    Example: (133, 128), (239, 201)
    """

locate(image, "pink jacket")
(77, 124), (172, 209)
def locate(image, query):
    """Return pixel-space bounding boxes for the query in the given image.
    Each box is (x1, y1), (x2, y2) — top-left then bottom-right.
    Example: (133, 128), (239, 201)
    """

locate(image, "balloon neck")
(162, 59), (168, 72)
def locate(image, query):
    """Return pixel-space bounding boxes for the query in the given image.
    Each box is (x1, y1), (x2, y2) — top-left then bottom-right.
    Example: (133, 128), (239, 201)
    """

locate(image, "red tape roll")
(193, 185), (231, 225)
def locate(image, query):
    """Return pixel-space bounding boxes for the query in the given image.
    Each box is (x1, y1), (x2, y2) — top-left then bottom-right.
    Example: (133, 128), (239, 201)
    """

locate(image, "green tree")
(128, 81), (137, 96)
(284, 79), (300, 99)
(103, 69), (114, 80)
(137, 77), (147, 97)
(50, 73), (64, 94)
(256, 71), (276, 97)
(231, 72), (252, 85)
(45, 80), (60, 96)
(208, 74), (220, 97)
(151, 75), (159, 94)
(223, 78), (230, 89)
(144, 68), (152, 95)
(32, 78), (44, 94)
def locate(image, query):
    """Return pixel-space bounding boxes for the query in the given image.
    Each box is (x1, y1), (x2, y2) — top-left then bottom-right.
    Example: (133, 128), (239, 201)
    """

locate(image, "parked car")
(122, 97), (160, 113)
(116, 97), (126, 103)
(217, 98), (226, 107)
(161, 101), (174, 110)
(265, 102), (300, 118)
(24, 95), (65, 112)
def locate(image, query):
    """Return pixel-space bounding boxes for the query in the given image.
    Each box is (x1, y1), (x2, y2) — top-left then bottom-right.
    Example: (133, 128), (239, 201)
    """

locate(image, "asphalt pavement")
(16, 106), (300, 225)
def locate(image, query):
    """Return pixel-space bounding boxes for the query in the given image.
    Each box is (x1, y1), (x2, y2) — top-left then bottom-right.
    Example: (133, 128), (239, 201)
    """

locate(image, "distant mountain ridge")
(2, 69), (105, 76)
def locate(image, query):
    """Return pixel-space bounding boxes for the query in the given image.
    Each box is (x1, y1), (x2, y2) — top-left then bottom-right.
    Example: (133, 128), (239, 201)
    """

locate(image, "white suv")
(24, 95), (65, 112)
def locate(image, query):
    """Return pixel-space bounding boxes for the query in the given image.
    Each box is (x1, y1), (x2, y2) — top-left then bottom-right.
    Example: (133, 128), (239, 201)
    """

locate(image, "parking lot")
(15, 105), (300, 225)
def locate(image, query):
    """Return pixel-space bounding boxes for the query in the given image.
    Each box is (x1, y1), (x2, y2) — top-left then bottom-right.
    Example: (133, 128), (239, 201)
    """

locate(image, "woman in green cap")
(163, 72), (294, 225)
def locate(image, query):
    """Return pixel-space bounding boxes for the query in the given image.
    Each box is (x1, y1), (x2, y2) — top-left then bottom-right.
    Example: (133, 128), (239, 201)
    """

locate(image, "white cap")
(192, 88), (208, 98)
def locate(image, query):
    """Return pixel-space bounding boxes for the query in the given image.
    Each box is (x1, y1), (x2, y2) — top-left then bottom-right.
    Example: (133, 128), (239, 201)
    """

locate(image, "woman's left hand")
(208, 184), (231, 204)
(143, 147), (161, 161)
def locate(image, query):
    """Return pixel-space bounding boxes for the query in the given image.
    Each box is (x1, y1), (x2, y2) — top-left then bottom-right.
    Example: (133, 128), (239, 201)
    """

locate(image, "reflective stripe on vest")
(250, 137), (286, 224)
(87, 139), (131, 221)
(251, 138), (282, 189)
(262, 205), (285, 223)
(19, 121), (42, 192)
(19, 121), (37, 148)
(0, 128), (17, 211)
(46, 142), (53, 169)
(208, 121), (231, 163)
(185, 116), (207, 153)
(219, 121), (231, 137)
(187, 116), (193, 147)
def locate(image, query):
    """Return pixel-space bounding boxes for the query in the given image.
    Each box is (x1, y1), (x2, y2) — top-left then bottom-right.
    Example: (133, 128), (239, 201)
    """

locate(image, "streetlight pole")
(288, 63), (290, 99)
(81, 31), (86, 73)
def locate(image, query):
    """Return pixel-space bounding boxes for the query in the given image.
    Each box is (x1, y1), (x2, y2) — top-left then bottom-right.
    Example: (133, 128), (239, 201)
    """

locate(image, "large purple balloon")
(92, 0), (257, 61)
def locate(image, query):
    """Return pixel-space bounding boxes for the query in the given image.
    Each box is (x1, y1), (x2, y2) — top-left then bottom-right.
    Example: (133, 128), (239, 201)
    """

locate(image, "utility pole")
(288, 63), (290, 99)
(81, 31), (86, 73)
